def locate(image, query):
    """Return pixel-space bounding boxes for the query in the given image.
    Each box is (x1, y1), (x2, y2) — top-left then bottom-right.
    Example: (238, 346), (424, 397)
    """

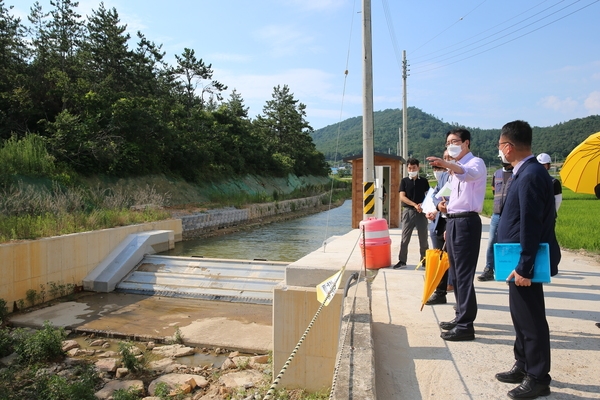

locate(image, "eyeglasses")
(497, 142), (514, 149)
(445, 139), (462, 147)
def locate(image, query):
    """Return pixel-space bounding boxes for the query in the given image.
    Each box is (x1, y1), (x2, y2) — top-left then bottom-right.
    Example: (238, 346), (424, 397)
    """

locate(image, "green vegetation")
(0, 322), (101, 399)
(482, 181), (600, 254)
(0, 1), (328, 181)
(313, 108), (600, 167)
(554, 189), (600, 252)
(0, 175), (172, 241)
(13, 321), (66, 364)
(0, 298), (7, 325)
(118, 341), (145, 373)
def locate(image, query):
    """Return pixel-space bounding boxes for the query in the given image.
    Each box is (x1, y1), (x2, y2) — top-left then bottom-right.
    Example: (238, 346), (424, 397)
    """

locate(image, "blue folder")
(493, 243), (551, 283)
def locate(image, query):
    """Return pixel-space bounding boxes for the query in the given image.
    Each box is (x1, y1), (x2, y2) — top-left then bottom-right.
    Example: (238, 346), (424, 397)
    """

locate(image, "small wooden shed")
(343, 152), (405, 229)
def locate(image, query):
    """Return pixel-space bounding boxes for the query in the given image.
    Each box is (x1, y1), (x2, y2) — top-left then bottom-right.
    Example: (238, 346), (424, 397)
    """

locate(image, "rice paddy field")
(482, 182), (600, 255)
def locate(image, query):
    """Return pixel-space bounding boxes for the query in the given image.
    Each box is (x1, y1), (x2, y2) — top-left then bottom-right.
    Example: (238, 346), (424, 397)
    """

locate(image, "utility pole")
(362, 0), (375, 219)
(402, 50), (408, 177)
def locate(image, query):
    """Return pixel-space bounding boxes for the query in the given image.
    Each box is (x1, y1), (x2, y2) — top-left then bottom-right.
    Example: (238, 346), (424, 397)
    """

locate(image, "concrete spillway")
(115, 255), (288, 304)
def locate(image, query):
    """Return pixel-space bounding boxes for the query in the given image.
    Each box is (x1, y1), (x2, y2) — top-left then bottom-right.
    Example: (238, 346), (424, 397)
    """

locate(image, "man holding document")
(495, 120), (561, 399)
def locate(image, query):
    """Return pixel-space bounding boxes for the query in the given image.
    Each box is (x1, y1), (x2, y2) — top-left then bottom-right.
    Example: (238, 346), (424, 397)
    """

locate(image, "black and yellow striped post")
(363, 181), (375, 216)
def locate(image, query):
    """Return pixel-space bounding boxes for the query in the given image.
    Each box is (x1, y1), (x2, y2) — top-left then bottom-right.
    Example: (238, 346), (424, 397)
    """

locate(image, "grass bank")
(0, 175), (350, 243)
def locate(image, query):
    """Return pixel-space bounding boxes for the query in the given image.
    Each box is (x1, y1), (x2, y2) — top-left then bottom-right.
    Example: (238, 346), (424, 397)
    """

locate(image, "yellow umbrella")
(420, 247), (449, 311)
(560, 131), (600, 194)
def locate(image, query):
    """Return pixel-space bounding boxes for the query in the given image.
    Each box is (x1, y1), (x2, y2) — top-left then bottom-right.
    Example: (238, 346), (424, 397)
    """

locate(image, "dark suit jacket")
(497, 157), (561, 277)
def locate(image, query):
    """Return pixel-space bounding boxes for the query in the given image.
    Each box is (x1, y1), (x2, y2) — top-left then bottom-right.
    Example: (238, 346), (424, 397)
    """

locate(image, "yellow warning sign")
(316, 270), (342, 306)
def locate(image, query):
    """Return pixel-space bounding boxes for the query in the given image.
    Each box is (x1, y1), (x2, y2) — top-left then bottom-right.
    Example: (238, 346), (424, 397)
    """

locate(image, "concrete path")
(372, 217), (600, 399)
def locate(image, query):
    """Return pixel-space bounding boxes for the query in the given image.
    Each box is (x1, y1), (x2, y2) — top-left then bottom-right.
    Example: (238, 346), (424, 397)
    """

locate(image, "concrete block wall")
(181, 195), (327, 234)
(0, 219), (182, 309)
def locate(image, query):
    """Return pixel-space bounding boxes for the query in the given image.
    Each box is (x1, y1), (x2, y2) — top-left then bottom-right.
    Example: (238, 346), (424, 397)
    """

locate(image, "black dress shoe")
(596, 322), (600, 329)
(496, 364), (526, 383)
(393, 261), (407, 269)
(440, 327), (475, 341)
(477, 268), (495, 281)
(425, 293), (447, 305)
(439, 319), (457, 330)
(507, 376), (550, 399)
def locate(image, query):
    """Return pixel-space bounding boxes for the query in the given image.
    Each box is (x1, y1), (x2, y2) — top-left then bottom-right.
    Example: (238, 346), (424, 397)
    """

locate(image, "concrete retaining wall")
(0, 219), (182, 310)
(181, 195), (327, 235)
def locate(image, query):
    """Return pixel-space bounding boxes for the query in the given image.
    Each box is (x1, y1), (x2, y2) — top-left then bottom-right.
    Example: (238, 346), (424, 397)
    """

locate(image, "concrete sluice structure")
(116, 255), (287, 304)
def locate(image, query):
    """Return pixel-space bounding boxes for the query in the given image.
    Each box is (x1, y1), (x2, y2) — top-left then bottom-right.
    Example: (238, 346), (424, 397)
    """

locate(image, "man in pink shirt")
(426, 128), (487, 341)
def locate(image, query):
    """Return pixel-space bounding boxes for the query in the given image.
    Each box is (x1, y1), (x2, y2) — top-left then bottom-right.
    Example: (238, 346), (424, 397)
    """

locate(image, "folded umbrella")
(420, 245), (450, 311)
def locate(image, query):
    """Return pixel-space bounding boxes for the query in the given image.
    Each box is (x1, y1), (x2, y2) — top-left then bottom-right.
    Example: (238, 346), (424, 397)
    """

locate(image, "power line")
(410, 0), (557, 62)
(412, 0), (599, 74)
(412, 0), (584, 66)
(381, 0), (403, 72)
(410, 0), (489, 56)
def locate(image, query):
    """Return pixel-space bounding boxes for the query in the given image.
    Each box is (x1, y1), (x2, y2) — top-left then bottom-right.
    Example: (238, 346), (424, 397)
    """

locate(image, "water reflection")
(162, 200), (352, 262)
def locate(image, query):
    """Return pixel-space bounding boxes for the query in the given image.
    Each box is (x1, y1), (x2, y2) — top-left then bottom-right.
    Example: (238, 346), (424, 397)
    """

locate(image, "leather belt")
(446, 211), (478, 219)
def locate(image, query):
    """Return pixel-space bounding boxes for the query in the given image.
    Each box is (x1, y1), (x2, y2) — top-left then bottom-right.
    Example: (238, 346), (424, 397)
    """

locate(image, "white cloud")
(539, 96), (578, 113)
(256, 25), (314, 57)
(584, 91), (600, 114)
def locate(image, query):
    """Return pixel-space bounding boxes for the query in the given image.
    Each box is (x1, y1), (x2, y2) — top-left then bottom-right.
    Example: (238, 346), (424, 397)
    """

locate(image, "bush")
(0, 298), (8, 324)
(113, 387), (143, 400)
(119, 341), (143, 372)
(0, 134), (55, 177)
(0, 327), (13, 357)
(14, 321), (66, 363)
(35, 364), (99, 400)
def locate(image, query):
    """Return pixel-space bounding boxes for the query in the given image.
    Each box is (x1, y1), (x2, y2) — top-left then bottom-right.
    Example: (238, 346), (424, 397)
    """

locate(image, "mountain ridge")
(310, 107), (600, 166)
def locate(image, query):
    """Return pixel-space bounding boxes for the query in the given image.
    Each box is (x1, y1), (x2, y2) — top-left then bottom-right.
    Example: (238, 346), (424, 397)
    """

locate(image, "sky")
(11, 0), (600, 131)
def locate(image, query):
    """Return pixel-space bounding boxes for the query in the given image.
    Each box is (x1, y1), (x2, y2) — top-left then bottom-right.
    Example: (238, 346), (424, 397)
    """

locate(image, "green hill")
(311, 107), (600, 166)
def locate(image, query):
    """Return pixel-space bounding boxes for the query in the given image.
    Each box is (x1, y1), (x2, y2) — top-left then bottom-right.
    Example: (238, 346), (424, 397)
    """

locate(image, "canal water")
(161, 200), (353, 262)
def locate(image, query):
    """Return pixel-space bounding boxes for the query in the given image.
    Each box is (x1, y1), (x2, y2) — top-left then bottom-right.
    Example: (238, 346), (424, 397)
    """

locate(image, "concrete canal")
(161, 200), (353, 262)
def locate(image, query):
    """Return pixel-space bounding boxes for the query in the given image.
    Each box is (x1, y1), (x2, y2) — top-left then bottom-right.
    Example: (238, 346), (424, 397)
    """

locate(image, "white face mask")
(498, 149), (509, 164)
(408, 171), (418, 178)
(434, 171), (444, 181)
(447, 144), (462, 158)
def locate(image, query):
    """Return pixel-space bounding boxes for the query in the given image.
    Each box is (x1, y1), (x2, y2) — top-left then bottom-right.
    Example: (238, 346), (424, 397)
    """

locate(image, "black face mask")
(502, 162), (512, 169)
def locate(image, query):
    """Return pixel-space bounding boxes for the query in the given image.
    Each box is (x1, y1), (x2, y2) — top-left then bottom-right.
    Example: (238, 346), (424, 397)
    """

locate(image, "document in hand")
(493, 243), (551, 283)
(435, 181), (452, 199)
(421, 188), (437, 214)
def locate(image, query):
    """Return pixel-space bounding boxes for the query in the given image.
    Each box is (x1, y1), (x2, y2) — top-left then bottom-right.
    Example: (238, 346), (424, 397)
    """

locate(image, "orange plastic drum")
(359, 217), (392, 269)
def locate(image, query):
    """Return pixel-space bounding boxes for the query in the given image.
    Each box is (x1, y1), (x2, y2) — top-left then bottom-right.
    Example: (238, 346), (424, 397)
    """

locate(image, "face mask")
(408, 171), (418, 178)
(498, 149), (509, 164)
(447, 144), (462, 158)
(434, 171), (444, 181)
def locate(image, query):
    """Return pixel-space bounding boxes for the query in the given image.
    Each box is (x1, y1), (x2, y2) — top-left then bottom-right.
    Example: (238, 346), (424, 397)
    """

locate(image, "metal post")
(402, 50), (408, 177)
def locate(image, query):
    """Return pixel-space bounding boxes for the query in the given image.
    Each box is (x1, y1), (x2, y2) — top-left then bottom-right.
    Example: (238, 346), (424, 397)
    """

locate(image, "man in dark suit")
(495, 120), (561, 399)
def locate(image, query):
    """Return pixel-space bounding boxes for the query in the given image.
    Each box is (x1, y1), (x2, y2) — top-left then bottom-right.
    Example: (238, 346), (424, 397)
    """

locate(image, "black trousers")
(509, 282), (551, 384)
(446, 214), (481, 331)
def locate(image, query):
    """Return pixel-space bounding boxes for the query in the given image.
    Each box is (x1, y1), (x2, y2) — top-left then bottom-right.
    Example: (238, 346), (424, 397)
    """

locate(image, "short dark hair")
(407, 157), (419, 166)
(446, 128), (471, 148)
(501, 120), (532, 149)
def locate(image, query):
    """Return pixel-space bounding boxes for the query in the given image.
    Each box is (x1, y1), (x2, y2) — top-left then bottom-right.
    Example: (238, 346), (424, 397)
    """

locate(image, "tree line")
(0, 0), (329, 181)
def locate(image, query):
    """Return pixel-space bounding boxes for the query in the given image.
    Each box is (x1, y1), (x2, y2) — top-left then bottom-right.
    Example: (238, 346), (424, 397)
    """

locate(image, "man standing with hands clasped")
(394, 158), (430, 269)
(495, 120), (561, 399)
(426, 128), (487, 341)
